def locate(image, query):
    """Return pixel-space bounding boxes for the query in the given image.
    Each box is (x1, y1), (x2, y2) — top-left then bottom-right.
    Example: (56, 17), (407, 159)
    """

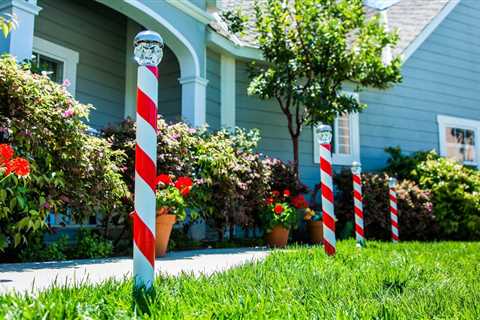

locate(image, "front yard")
(1, 241), (479, 319)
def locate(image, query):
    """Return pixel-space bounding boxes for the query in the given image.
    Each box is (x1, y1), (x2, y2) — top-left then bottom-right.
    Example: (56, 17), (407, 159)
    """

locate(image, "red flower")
(175, 176), (193, 196)
(6, 157), (30, 177)
(283, 189), (291, 197)
(266, 197), (274, 205)
(274, 204), (284, 215)
(156, 174), (172, 186)
(272, 190), (280, 197)
(291, 194), (308, 209)
(0, 144), (13, 164)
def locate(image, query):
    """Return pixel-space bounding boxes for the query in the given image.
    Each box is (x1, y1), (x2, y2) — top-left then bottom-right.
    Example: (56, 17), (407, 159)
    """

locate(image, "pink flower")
(62, 79), (71, 87)
(62, 107), (75, 118)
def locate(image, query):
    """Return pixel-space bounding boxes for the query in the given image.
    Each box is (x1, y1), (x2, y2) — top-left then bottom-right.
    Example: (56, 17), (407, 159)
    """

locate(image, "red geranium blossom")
(291, 194), (308, 209)
(272, 190), (280, 197)
(156, 174), (172, 186)
(283, 189), (291, 197)
(0, 144), (13, 164)
(266, 197), (274, 205)
(6, 157), (30, 176)
(274, 204), (284, 215)
(175, 176), (193, 196)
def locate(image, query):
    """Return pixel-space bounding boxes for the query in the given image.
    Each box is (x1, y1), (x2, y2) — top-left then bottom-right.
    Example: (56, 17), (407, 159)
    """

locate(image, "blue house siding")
(206, 49), (221, 130)
(235, 61), (319, 187)
(34, 0), (127, 129)
(158, 46), (182, 123)
(359, 0), (480, 171)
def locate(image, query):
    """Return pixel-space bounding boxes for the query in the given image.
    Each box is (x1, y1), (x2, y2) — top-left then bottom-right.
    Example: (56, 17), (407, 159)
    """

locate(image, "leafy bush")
(335, 170), (437, 241)
(18, 229), (113, 262)
(75, 229), (113, 259)
(414, 157), (480, 240)
(0, 56), (128, 255)
(385, 148), (480, 240)
(103, 119), (270, 240)
(384, 146), (437, 180)
(262, 157), (308, 197)
(19, 235), (69, 262)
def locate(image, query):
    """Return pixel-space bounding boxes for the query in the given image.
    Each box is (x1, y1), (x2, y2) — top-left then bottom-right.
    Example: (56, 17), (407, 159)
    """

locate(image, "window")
(313, 92), (360, 166)
(32, 37), (79, 96)
(438, 115), (480, 167)
(31, 53), (64, 83)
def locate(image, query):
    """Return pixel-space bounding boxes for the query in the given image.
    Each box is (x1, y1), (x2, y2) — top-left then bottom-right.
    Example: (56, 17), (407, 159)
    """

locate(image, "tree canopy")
(247, 0), (402, 175)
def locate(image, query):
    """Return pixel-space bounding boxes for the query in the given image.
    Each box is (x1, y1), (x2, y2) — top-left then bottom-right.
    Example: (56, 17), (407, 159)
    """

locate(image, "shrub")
(0, 56), (128, 255)
(385, 148), (480, 240)
(384, 146), (438, 180)
(18, 229), (113, 262)
(334, 170), (437, 241)
(103, 120), (270, 240)
(75, 228), (113, 259)
(414, 157), (480, 240)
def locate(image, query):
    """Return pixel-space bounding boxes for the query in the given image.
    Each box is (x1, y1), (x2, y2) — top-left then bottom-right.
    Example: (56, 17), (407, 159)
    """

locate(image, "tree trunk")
(292, 134), (300, 178)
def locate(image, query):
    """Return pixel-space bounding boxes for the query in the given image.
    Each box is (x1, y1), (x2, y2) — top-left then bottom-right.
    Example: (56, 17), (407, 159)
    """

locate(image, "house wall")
(34, 0), (183, 128)
(159, 47), (182, 123)
(206, 49), (221, 130)
(34, 0), (127, 129)
(360, 0), (480, 171)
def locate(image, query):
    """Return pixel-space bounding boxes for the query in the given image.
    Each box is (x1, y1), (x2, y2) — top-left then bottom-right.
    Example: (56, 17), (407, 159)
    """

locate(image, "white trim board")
(32, 36), (79, 96)
(220, 54), (236, 128)
(402, 0), (460, 62)
(166, 0), (213, 25)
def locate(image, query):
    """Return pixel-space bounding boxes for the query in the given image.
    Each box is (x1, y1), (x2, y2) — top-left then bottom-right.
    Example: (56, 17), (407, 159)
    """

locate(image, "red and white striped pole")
(351, 162), (365, 247)
(317, 125), (336, 256)
(388, 177), (399, 243)
(132, 31), (163, 289)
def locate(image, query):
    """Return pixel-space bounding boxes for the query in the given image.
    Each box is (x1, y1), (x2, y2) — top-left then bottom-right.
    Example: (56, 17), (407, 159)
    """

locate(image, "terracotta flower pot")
(265, 225), (289, 248)
(155, 211), (176, 257)
(307, 220), (324, 244)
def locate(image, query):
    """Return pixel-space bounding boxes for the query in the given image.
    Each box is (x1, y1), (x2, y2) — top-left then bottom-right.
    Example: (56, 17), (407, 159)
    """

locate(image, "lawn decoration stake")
(351, 162), (365, 247)
(317, 125), (336, 255)
(388, 177), (399, 243)
(132, 30), (163, 289)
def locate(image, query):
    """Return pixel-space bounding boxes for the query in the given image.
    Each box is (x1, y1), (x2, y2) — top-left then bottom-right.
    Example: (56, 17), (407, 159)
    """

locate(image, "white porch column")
(220, 54), (236, 129)
(179, 76), (208, 127)
(0, 0), (41, 61)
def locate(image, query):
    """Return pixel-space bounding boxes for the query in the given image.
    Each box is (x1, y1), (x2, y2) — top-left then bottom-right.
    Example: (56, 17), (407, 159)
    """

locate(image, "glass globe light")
(316, 125), (333, 145)
(134, 30), (164, 66)
(351, 161), (362, 175)
(388, 177), (398, 188)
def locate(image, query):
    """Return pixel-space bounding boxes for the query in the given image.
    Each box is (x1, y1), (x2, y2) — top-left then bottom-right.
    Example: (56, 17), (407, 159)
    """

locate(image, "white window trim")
(437, 115), (480, 167)
(313, 92), (360, 166)
(32, 36), (79, 97)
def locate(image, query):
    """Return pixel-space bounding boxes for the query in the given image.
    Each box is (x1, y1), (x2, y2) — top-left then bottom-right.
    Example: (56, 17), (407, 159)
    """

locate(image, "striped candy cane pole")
(317, 125), (336, 256)
(388, 177), (399, 243)
(351, 162), (365, 247)
(132, 31), (163, 289)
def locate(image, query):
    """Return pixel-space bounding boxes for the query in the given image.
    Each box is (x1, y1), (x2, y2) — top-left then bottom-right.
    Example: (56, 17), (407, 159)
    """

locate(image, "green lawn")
(1, 241), (479, 319)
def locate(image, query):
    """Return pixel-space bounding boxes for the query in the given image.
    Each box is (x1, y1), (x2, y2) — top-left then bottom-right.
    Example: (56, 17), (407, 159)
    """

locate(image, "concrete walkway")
(0, 248), (269, 295)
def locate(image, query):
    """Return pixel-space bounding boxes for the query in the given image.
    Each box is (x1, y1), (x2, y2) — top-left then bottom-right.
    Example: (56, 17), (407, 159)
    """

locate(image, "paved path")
(0, 248), (269, 295)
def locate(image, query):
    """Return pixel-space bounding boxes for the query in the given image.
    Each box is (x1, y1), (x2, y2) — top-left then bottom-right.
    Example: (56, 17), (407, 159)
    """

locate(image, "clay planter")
(155, 209), (176, 257)
(307, 220), (324, 244)
(265, 225), (290, 248)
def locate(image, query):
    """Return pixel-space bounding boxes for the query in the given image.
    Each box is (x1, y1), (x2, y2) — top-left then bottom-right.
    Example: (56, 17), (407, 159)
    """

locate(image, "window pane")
(32, 52), (63, 83)
(445, 127), (476, 163)
(336, 114), (350, 154)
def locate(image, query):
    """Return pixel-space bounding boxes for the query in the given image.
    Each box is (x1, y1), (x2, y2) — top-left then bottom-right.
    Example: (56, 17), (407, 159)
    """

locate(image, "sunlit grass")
(1, 241), (479, 319)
